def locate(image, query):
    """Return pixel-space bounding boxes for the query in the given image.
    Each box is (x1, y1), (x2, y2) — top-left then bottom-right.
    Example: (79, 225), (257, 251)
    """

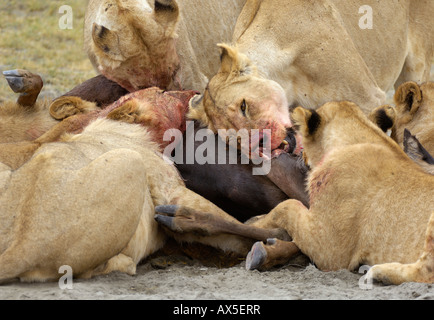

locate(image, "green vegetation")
(0, 1), (432, 103)
(0, 0), (96, 102)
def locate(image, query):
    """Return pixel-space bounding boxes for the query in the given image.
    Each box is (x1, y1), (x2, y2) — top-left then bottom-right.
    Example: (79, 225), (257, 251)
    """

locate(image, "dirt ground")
(1, 256), (433, 300)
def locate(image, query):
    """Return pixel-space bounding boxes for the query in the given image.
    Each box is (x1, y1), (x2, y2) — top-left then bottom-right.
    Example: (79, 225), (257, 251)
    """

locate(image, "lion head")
(188, 44), (292, 159)
(87, 0), (180, 92)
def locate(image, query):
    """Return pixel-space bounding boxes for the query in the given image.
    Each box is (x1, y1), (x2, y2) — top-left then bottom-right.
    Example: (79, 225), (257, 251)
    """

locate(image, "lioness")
(0, 114), (290, 283)
(244, 101), (434, 284)
(188, 0), (434, 157)
(370, 81), (434, 155)
(369, 81), (434, 174)
(85, 0), (246, 92)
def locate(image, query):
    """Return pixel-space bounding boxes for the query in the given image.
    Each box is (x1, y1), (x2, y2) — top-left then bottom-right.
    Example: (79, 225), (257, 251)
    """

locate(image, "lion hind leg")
(79, 253), (137, 279)
(367, 252), (434, 285)
(368, 213), (434, 285)
(101, 254), (137, 276)
(0, 245), (35, 284)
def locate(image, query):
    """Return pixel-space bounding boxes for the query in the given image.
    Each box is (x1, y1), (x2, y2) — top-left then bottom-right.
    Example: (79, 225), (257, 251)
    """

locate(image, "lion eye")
(240, 99), (247, 116)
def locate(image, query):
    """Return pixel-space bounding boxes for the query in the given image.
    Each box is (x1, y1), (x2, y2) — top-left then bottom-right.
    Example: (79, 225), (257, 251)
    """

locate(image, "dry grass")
(0, 0), (96, 102)
(0, 1), (432, 104)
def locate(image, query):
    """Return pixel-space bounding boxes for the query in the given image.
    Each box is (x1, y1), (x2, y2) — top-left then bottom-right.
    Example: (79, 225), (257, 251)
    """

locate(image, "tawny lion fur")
(249, 101), (434, 284)
(0, 99), (56, 144)
(392, 82), (434, 155)
(84, 0), (246, 92)
(369, 81), (434, 173)
(0, 68), (98, 146)
(0, 117), (260, 283)
(189, 0), (434, 138)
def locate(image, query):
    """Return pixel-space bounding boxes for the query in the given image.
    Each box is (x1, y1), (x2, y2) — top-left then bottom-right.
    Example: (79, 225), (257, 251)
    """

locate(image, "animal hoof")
(3, 69), (42, 96)
(3, 70), (25, 93)
(155, 205), (179, 216)
(2, 70), (22, 77)
(245, 241), (267, 271)
(154, 214), (175, 230)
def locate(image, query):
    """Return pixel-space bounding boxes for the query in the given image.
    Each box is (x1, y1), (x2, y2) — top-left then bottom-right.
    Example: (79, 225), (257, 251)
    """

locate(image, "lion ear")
(394, 81), (423, 121)
(291, 107), (321, 138)
(217, 43), (256, 77)
(92, 23), (124, 61)
(187, 97), (213, 130)
(368, 105), (396, 133)
(153, 0), (180, 36)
